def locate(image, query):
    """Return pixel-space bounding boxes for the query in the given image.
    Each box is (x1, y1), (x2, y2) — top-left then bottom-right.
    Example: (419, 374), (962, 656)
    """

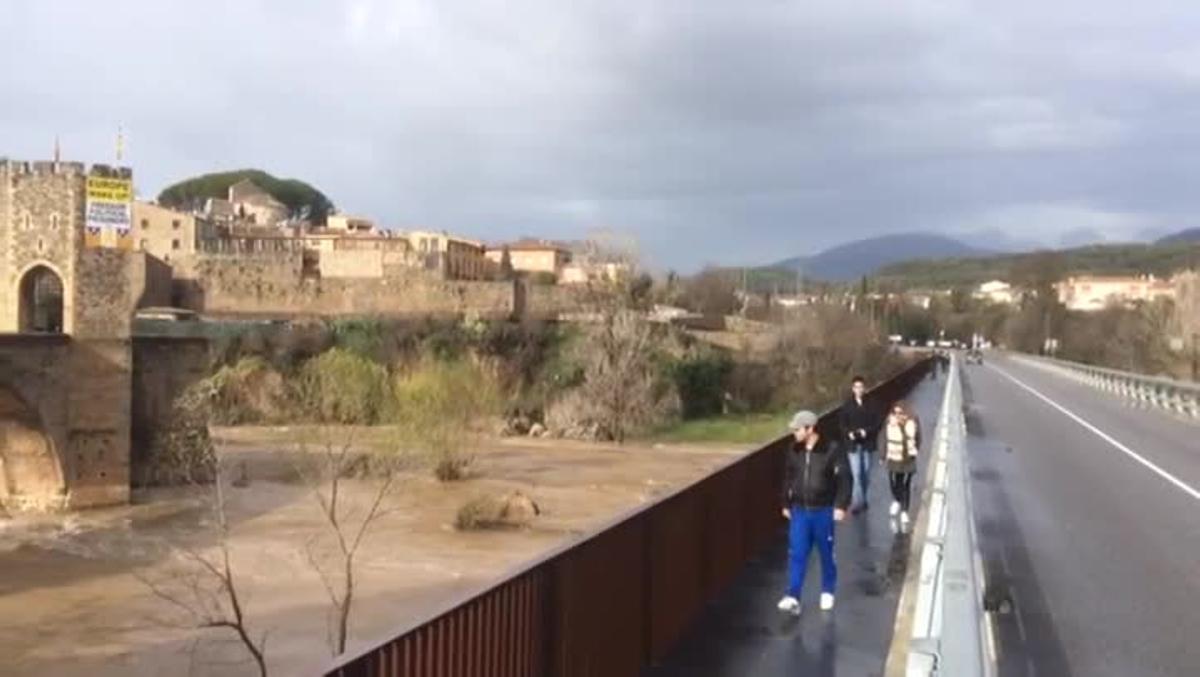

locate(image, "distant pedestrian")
(883, 401), (921, 529)
(777, 410), (851, 616)
(838, 376), (883, 512)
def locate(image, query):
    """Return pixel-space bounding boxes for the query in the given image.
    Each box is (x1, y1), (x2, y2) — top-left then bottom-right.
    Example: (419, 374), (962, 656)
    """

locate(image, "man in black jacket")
(777, 410), (852, 615)
(838, 375), (882, 512)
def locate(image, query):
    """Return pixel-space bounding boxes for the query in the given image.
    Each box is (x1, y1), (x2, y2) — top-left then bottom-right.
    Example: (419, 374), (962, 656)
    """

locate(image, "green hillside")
(157, 169), (335, 224)
(874, 242), (1200, 289)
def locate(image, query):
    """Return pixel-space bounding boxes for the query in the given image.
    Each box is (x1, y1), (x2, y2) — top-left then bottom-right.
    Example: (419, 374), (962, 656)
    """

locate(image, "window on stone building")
(50, 214), (60, 231)
(139, 239), (148, 250)
(172, 219), (181, 229)
(23, 213), (32, 231)
(18, 265), (64, 334)
(172, 239), (181, 250)
(141, 218), (149, 229)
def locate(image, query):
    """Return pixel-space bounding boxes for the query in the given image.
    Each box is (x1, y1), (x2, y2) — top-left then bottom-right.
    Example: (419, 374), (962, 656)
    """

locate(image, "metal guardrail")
(323, 358), (934, 677)
(1010, 353), (1200, 419)
(902, 355), (993, 677)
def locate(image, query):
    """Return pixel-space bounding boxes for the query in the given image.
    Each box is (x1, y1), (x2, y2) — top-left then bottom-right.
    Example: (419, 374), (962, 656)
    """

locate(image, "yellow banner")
(85, 176), (132, 245)
(86, 177), (133, 202)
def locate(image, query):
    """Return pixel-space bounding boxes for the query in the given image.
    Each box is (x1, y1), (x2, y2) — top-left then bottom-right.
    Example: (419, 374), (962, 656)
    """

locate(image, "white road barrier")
(1009, 353), (1200, 419)
(904, 355), (994, 677)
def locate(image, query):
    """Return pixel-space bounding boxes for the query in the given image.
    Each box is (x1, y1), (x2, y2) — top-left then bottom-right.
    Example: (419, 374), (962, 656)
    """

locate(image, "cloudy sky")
(4, 0), (1199, 269)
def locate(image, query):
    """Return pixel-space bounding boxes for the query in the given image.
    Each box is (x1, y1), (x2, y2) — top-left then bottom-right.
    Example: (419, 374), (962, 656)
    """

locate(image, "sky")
(3, 0), (1200, 270)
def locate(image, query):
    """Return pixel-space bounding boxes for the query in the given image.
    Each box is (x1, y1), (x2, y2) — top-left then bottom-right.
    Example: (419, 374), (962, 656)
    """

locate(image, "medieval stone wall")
(172, 252), (516, 318)
(523, 281), (583, 319)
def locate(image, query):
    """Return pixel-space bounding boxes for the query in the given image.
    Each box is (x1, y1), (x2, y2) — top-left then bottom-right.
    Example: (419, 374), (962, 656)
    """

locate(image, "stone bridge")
(0, 335), (132, 510)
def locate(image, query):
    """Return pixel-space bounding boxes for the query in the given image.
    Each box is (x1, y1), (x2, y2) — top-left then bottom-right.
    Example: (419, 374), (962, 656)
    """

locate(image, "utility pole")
(741, 266), (748, 317)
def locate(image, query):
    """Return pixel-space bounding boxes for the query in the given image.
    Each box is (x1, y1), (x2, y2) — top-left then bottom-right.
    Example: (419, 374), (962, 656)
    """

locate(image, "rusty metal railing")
(325, 357), (933, 677)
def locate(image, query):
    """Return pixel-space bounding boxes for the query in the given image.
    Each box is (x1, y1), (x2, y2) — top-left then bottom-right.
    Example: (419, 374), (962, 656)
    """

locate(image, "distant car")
(966, 349), (983, 365)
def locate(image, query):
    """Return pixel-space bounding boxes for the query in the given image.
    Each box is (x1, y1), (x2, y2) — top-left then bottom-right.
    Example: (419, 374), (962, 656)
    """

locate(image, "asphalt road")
(963, 354), (1200, 677)
(644, 373), (947, 677)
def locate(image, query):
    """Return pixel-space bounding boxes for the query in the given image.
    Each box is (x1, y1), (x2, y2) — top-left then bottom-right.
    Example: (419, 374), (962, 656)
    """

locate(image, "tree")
(135, 461), (269, 676)
(1009, 250), (1066, 353)
(498, 246), (515, 280)
(628, 272), (655, 309)
(681, 267), (739, 316)
(950, 287), (972, 313)
(567, 234), (673, 442)
(158, 169), (336, 224)
(291, 352), (409, 656)
(295, 428), (402, 657)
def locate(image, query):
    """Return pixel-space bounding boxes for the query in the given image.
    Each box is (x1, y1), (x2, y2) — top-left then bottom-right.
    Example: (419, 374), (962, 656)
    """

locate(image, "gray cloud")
(4, 0), (1199, 269)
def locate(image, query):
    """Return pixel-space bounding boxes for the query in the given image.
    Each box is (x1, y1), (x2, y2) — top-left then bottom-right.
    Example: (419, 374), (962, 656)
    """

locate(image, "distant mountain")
(774, 233), (990, 282)
(1156, 228), (1200, 245)
(876, 241), (1200, 290)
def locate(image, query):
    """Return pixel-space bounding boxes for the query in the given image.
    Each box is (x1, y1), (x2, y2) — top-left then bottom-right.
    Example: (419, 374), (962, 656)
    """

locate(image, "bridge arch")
(0, 385), (66, 511)
(17, 263), (66, 334)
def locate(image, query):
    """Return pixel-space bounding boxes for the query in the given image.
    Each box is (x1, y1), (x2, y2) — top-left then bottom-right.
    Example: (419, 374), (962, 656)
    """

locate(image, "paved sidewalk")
(644, 374), (946, 677)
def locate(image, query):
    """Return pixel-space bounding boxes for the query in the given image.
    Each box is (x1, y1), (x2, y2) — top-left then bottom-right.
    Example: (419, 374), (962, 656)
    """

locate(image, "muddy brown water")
(0, 428), (744, 676)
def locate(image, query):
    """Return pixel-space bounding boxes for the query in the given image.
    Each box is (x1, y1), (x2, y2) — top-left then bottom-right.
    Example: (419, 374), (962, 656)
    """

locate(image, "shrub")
(329, 318), (386, 362)
(670, 352), (734, 419)
(392, 357), (503, 481)
(420, 319), (472, 361)
(762, 305), (897, 411)
(271, 320), (333, 369)
(476, 321), (561, 391)
(139, 381), (217, 487)
(295, 348), (391, 425)
(203, 356), (293, 424)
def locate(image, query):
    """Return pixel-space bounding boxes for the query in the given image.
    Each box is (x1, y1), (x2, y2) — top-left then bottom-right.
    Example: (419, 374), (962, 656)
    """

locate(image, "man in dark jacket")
(778, 410), (852, 615)
(838, 375), (882, 512)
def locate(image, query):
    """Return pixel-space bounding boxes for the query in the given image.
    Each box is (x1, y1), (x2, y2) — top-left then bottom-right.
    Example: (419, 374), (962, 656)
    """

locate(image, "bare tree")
(567, 233), (672, 442)
(294, 427), (401, 656)
(134, 465), (269, 677)
(581, 308), (662, 442)
(681, 267), (740, 316)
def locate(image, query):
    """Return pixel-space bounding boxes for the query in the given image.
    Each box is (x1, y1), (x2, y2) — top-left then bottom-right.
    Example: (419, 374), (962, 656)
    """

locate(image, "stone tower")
(0, 159), (145, 510)
(0, 160), (85, 333)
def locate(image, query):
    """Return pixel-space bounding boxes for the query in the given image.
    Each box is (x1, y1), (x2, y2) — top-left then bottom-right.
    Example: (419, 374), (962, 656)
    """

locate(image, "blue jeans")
(787, 506), (837, 597)
(848, 444), (872, 509)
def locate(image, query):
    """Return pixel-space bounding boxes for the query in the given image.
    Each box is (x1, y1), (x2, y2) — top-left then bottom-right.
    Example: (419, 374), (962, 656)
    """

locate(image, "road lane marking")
(988, 363), (1200, 502)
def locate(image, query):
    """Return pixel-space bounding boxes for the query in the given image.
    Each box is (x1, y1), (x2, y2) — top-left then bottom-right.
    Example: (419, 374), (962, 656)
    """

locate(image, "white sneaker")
(889, 501), (901, 516)
(777, 595), (801, 615)
(900, 511), (910, 528)
(820, 593), (835, 611)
